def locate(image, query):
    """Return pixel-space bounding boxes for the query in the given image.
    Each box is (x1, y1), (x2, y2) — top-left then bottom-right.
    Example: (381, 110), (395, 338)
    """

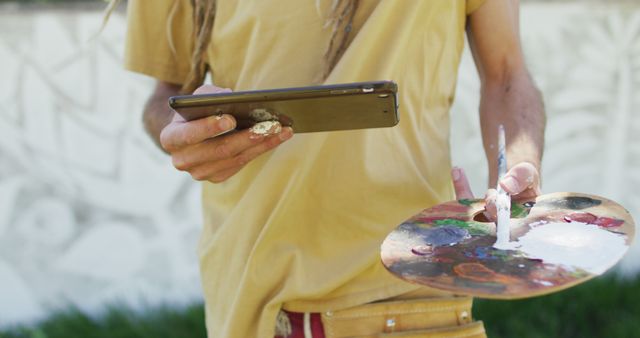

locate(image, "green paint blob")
(433, 219), (491, 235)
(434, 219), (469, 227)
(458, 199), (475, 206)
(510, 202), (530, 218)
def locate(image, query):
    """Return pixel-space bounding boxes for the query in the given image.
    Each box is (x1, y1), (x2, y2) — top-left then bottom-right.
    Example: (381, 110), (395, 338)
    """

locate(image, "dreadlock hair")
(106, 0), (359, 93)
(320, 0), (360, 81)
(182, 0), (217, 94)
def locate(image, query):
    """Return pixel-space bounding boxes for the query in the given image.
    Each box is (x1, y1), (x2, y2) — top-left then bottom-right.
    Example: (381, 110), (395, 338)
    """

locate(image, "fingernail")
(218, 117), (233, 130)
(279, 127), (293, 141)
(452, 167), (461, 181)
(501, 176), (520, 193)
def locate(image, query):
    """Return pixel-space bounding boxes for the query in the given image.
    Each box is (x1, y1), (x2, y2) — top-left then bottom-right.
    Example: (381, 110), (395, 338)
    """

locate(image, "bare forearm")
(480, 70), (545, 187)
(143, 82), (181, 152)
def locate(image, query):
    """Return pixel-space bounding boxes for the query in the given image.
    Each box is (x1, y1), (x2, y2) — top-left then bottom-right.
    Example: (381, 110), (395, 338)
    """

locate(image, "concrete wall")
(0, 1), (639, 326)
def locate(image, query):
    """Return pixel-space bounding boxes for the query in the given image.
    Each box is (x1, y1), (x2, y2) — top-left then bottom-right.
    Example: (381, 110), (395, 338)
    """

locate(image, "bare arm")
(143, 82), (182, 151)
(142, 80), (293, 182)
(468, 0), (545, 199)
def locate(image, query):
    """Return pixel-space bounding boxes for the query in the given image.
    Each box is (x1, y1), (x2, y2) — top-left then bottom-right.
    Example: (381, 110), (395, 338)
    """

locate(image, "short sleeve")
(466, 0), (487, 15)
(124, 0), (194, 85)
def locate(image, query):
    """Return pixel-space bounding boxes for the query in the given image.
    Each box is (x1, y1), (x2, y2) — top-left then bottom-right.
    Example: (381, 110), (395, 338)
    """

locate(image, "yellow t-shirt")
(125, 1), (486, 337)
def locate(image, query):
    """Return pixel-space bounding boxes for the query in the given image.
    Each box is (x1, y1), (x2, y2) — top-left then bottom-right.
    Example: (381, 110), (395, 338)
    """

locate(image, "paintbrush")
(494, 125), (512, 249)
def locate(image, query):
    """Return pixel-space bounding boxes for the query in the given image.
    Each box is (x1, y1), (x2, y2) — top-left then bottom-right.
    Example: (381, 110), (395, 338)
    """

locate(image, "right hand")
(452, 164), (541, 221)
(159, 84), (294, 183)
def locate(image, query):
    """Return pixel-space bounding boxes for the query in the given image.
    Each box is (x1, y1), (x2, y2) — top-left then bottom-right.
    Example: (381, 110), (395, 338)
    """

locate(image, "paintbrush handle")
(497, 124), (507, 191)
(494, 124), (512, 249)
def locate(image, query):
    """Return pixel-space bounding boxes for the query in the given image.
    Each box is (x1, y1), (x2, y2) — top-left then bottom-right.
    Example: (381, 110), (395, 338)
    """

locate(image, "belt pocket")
(381, 321), (486, 338)
(321, 296), (479, 338)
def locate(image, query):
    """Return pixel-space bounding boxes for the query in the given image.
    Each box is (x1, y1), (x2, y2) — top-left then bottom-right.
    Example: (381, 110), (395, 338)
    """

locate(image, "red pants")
(274, 311), (325, 338)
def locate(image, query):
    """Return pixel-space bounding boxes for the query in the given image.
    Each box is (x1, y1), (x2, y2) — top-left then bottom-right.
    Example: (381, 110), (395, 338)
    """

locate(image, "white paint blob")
(249, 120), (282, 135)
(528, 220), (548, 227)
(534, 280), (554, 287)
(514, 222), (627, 275)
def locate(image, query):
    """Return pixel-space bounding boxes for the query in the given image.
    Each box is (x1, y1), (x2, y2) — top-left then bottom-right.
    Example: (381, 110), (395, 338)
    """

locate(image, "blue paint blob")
(473, 246), (498, 260)
(418, 226), (469, 247)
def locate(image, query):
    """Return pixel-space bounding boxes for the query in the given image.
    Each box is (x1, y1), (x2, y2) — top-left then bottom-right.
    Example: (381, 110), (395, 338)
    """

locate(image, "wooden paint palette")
(380, 192), (635, 299)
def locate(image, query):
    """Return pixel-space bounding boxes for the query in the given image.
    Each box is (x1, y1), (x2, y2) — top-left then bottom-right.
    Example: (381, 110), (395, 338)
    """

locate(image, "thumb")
(499, 162), (540, 195)
(193, 84), (233, 95)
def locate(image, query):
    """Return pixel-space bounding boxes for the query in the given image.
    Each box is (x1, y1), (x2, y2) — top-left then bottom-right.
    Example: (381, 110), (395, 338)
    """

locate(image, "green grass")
(474, 274), (640, 338)
(0, 304), (207, 338)
(1, 275), (639, 338)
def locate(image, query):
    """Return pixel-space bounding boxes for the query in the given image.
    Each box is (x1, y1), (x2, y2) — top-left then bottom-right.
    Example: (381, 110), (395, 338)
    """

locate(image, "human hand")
(159, 84), (293, 183)
(451, 166), (474, 200)
(451, 162), (541, 220)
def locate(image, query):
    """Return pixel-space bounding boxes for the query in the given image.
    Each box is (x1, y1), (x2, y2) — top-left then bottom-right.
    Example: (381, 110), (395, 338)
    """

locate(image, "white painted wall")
(0, 1), (638, 327)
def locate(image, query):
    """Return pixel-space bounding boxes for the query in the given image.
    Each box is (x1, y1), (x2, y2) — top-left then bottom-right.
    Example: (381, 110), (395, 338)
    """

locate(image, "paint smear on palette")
(411, 226), (470, 255)
(514, 222), (627, 275)
(419, 226), (470, 247)
(564, 212), (624, 228)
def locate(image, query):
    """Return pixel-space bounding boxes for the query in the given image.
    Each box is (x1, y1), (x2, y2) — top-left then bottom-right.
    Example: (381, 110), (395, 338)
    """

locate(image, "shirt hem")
(124, 57), (191, 86)
(281, 282), (425, 313)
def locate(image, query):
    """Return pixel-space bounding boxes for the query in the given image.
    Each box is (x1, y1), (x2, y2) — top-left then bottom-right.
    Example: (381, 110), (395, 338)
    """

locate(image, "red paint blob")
(563, 212), (624, 228)
(593, 217), (624, 228)
(453, 263), (497, 282)
(563, 212), (598, 223)
(433, 257), (455, 264)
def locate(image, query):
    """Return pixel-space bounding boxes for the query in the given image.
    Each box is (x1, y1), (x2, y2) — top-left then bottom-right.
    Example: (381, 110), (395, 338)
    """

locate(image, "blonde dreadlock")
(320, 0), (360, 80)
(182, 0), (217, 94)
(106, 0), (359, 92)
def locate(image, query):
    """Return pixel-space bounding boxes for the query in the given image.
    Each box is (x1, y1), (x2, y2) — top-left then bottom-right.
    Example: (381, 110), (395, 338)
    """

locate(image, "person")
(122, 0), (545, 337)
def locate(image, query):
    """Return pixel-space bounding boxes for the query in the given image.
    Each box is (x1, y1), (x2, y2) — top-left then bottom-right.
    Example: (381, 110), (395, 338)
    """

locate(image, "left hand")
(451, 162), (541, 220)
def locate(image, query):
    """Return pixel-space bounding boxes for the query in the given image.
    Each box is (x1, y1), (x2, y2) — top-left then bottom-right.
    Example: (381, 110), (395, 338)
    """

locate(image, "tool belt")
(319, 296), (486, 338)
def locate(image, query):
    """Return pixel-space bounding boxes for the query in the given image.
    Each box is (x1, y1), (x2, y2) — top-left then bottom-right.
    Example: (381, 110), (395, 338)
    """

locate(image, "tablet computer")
(168, 81), (399, 133)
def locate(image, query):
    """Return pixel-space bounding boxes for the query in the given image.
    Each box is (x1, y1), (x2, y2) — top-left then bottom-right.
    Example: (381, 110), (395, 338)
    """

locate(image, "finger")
(189, 127), (294, 182)
(171, 128), (269, 170)
(499, 162), (539, 195)
(451, 167), (474, 200)
(512, 187), (541, 201)
(160, 114), (236, 152)
(193, 84), (233, 95)
(236, 127), (293, 164)
(192, 127), (293, 182)
(484, 188), (498, 221)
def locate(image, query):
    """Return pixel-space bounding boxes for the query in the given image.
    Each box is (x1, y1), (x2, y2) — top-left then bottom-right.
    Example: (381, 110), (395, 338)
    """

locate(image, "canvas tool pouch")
(320, 296), (486, 338)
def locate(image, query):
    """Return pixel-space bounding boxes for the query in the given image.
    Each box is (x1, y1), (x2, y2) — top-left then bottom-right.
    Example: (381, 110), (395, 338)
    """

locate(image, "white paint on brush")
(493, 193), (512, 249)
(493, 124), (512, 250)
